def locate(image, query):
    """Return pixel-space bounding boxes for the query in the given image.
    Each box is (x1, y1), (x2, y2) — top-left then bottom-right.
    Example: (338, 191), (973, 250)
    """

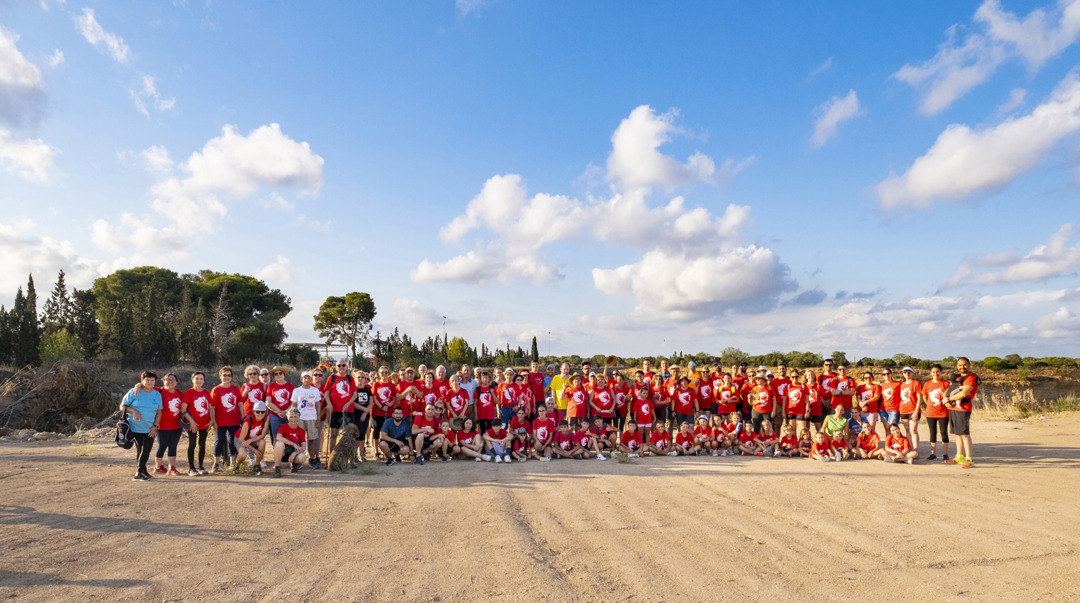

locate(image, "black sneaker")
(415, 456), (424, 466)
(290, 463), (299, 473)
(254, 466), (263, 476)
(927, 453), (937, 460)
(133, 473), (150, 481)
(273, 466), (282, 478)
(942, 454), (950, 462)
(386, 456), (396, 466)
(308, 458), (317, 468)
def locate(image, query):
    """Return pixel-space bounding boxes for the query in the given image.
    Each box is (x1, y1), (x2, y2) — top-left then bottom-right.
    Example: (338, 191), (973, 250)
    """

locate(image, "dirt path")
(1, 415), (1078, 601)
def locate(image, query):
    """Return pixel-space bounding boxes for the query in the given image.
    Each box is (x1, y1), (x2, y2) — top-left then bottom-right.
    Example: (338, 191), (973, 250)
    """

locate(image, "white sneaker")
(629, 453), (639, 458)
(710, 450), (718, 457)
(495, 455), (503, 463)
(475, 457), (483, 462)
(481, 454), (492, 462)
(906, 459), (914, 465)
(886, 457), (895, 463)
(773, 449), (781, 457)
(834, 451), (843, 462)
(667, 451), (678, 456)
(596, 453), (606, 461)
(540, 456), (551, 462)
(518, 457), (527, 463)
(820, 456), (831, 462)
(503, 454), (512, 463)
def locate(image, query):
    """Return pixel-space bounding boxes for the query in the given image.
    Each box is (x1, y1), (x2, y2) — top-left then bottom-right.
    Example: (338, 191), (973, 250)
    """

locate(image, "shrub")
(38, 329), (84, 368)
(982, 356), (1003, 372)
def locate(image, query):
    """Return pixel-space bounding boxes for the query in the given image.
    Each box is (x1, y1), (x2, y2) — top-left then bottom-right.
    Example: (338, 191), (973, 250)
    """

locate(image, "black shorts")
(283, 445), (296, 458)
(808, 413), (823, 424)
(352, 411), (370, 435)
(948, 410), (971, 436)
(785, 414), (804, 421)
(900, 413), (915, 421)
(384, 441), (404, 454)
(418, 435), (437, 452)
(329, 411), (349, 429)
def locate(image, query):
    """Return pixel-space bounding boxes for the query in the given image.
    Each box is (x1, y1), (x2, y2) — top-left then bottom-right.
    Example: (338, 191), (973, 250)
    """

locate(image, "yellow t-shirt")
(550, 375), (571, 410)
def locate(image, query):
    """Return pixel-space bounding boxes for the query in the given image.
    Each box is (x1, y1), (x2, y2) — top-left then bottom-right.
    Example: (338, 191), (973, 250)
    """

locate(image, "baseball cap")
(253, 401), (267, 412)
(903, 366), (914, 372)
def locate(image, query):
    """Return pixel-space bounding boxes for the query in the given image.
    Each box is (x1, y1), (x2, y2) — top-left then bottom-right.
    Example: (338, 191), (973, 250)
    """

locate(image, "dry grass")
(978, 388), (1080, 419)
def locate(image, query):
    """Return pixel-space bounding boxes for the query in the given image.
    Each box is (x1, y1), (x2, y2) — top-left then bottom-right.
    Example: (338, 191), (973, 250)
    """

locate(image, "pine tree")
(70, 288), (99, 358)
(14, 276), (42, 366)
(42, 269), (72, 334)
(0, 305), (11, 364)
(530, 336), (539, 362)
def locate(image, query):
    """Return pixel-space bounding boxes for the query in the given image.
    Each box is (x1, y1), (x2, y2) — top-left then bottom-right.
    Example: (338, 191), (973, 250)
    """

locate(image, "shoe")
(944, 456), (958, 464)
(518, 457), (527, 463)
(710, 450), (718, 457)
(503, 455), (512, 463)
(597, 453), (607, 461)
(187, 469), (199, 477)
(209, 461), (220, 473)
(291, 463), (299, 473)
(481, 454), (492, 462)
(423, 452), (431, 461)
(254, 466), (263, 475)
(962, 460), (973, 469)
(308, 458), (317, 467)
(260, 461), (268, 468)
(820, 457), (830, 462)
(415, 456), (424, 466)
(773, 449), (780, 457)
(495, 455), (503, 463)
(755, 452), (763, 457)
(385, 457), (396, 466)
(886, 457), (895, 463)
(667, 451), (678, 456)
(927, 453), (937, 460)
(629, 453), (639, 458)
(197, 468), (207, 475)
(475, 457), (484, 462)
(132, 473), (150, 481)
(541, 456), (551, 462)
(906, 459), (914, 465)
(154, 465), (167, 474)
(273, 467), (282, 478)
(167, 466), (180, 476)
(942, 454), (950, 462)
(443, 456), (453, 463)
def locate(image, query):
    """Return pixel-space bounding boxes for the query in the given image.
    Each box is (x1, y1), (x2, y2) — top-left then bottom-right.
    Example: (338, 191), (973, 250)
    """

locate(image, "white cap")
(301, 371), (312, 378)
(253, 401), (267, 412)
(903, 366), (914, 372)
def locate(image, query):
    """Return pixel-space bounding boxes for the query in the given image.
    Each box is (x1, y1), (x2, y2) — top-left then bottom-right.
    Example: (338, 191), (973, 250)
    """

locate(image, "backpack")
(115, 418), (135, 449)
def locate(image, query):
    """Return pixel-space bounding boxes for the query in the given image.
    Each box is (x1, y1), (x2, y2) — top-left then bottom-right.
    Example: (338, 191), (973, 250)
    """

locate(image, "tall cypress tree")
(0, 305), (11, 365)
(71, 288), (100, 358)
(42, 269), (72, 334)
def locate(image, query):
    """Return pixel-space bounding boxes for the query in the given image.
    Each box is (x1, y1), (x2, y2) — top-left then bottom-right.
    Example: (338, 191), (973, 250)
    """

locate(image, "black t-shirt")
(354, 386), (372, 411)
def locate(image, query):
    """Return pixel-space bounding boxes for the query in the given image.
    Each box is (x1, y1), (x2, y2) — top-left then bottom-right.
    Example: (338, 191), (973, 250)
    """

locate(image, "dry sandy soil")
(1, 415), (1079, 602)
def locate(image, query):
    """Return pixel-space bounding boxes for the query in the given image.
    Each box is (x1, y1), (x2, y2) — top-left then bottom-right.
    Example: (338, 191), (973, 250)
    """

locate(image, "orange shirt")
(899, 380), (922, 415)
(922, 380), (949, 419)
(886, 434), (910, 453)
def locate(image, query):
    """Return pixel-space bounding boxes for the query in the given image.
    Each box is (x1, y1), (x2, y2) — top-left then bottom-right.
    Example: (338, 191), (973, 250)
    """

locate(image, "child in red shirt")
(646, 428), (674, 456)
(737, 423), (763, 456)
(779, 424), (799, 457)
(674, 422), (701, 456)
(693, 415), (716, 456)
(884, 423), (917, 464)
(809, 431), (834, 462)
(616, 418), (643, 457)
(856, 425), (884, 460)
(551, 421), (580, 459)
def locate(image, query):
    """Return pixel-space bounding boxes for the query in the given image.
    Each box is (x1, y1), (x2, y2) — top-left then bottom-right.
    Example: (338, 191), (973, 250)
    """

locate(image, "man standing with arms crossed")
(945, 357), (979, 469)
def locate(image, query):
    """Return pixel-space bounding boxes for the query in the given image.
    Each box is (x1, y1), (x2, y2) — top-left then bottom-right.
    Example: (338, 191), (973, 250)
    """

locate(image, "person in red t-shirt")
(611, 372), (632, 430)
(632, 387), (654, 438)
(737, 422), (763, 456)
(646, 427), (674, 456)
(945, 357), (979, 468)
(671, 377), (699, 427)
(474, 371), (498, 433)
(496, 369), (518, 427)
(802, 369), (826, 433)
(616, 418), (643, 457)
(778, 424), (799, 457)
(693, 415), (716, 455)
(856, 426), (884, 460)
(884, 423), (917, 464)
(674, 421), (701, 456)
(590, 416), (617, 453)
(899, 367), (923, 455)
(879, 368), (902, 437)
(550, 421), (580, 459)
(591, 379), (616, 423)
(147, 373), (185, 476)
(531, 405), (556, 461)
(484, 422), (514, 463)
(563, 374), (589, 423)
(528, 361), (546, 416)
(809, 431), (834, 462)
(181, 372), (212, 475)
(749, 375), (773, 433)
(273, 409), (309, 477)
(411, 403), (443, 465)
(855, 370), (882, 436)
(237, 404), (269, 474)
(453, 418), (485, 461)
(573, 423), (605, 460)
(239, 365), (265, 419)
(922, 363), (951, 461)
(209, 366), (243, 472)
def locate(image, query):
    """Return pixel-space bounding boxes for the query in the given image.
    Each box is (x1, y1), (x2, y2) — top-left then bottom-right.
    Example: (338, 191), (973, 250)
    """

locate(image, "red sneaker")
(167, 467), (180, 476)
(153, 466), (168, 474)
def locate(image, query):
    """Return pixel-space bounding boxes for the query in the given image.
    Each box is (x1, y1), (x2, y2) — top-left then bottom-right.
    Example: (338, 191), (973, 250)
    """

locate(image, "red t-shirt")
(476, 386), (497, 420)
(242, 414), (266, 440)
(922, 380), (949, 419)
(554, 431), (574, 451)
(395, 381), (422, 416)
(716, 385), (739, 414)
(565, 386), (588, 418)
(445, 389), (468, 417)
(953, 374), (979, 412)
(858, 431), (880, 452)
(818, 373), (837, 403)
(157, 388), (183, 430)
(532, 417), (556, 445)
(633, 398), (653, 423)
(675, 431), (694, 449)
(182, 388), (212, 429)
(574, 430), (592, 449)
(327, 376), (357, 412)
(497, 383), (516, 408)
(240, 381), (265, 418)
(770, 378), (791, 402)
(210, 384), (242, 427)
(593, 387), (615, 417)
(266, 382), (295, 417)
(899, 380), (922, 415)
(830, 435), (846, 450)
(831, 377), (856, 410)
(880, 381), (902, 413)
(750, 386), (773, 414)
(672, 388), (697, 415)
(856, 383), (881, 413)
(621, 430), (642, 450)
(457, 430), (479, 446)
(508, 416), (531, 435)
(785, 384), (807, 416)
(886, 434), (910, 453)
(485, 426), (509, 442)
(613, 383), (631, 416)
(697, 380), (714, 405)
(650, 429), (670, 448)
(371, 382), (396, 417)
(433, 378), (450, 400)
(528, 371), (545, 404)
(739, 431), (758, 446)
(413, 415), (438, 435)
(693, 425), (712, 440)
(418, 384), (441, 409)
(513, 382), (532, 412)
(806, 383), (824, 416)
(780, 434), (798, 450)
(810, 441), (831, 457)
(278, 423), (306, 446)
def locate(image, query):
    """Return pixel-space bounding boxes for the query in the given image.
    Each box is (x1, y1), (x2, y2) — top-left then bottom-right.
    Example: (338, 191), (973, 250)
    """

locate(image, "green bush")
(38, 329), (84, 367)
(982, 356), (1003, 372)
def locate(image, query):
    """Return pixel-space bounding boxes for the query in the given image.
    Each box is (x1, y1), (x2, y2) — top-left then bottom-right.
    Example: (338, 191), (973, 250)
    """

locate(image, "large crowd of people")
(118, 357), (981, 481)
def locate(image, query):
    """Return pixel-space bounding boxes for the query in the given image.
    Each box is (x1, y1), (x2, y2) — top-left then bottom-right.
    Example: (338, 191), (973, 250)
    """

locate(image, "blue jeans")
(500, 406), (515, 428)
(268, 414), (285, 440)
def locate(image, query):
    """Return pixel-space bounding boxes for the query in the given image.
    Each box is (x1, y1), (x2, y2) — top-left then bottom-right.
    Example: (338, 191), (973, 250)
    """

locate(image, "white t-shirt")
(291, 386), (322, 421)
(460, 378), (478, 404)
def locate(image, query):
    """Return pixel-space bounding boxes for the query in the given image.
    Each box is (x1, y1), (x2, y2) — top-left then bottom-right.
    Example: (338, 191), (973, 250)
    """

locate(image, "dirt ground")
(1, 415), (1079, 602)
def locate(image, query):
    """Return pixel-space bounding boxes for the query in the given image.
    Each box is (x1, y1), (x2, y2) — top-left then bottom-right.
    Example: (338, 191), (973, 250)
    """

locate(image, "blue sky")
(2, 0), (1079, 360)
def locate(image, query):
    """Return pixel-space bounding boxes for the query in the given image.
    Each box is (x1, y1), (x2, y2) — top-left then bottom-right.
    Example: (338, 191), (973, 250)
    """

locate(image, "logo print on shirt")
(220, 393), (236, 411)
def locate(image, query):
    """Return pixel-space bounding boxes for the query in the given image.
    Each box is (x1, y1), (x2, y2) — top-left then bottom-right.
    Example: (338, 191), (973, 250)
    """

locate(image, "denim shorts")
(880, 410), (900, 425)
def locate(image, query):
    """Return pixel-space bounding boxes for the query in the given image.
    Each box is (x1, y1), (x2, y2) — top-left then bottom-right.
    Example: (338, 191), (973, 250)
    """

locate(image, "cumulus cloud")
(811, 89), (861, 148)
(997, 87), (1027, 115)
(255, 255), (291, 285)
(140, 145), (173, 175)
(131, 75), (175, 117)
(0, 219), (103, 297)
(0, 129), (57, 182)
(93, 124), (324, 262)
(0, 25), (46, 128)
(393, 297), (445, 329)
(895, 0), (1080, 115)
(75, 8), (131, 63)
(943, 223), (1080, 289)
(877, 71), (1080, 209)
(1033, 306), (1080, 337)
(47, 49), (64, 68)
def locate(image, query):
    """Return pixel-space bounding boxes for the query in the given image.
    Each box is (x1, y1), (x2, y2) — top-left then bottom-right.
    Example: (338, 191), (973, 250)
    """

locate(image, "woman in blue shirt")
(120, 371), (163, 481)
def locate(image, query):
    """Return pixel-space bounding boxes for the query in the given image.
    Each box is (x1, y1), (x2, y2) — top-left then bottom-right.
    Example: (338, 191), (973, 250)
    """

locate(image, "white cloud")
(93, 124), (324, 259)
(47, 49), (64, 68)
(997, 87), (1027, 115)
(976, 285), (1080, 307)
(1033, 306), (1080, 337)
(0, 219), (103, 298)
(0, 25), (46, 128)
(130, 75), (175, 117)
(943, 223), (1080, 288)
(140, 145), (173, 175)
(255, 255), (291, 285)
(0, 129), (57, 182)
(811, 89), (861, 148)
(393, 297), (445, 329)
(606, 105), (724, 192)
(593, 246), (793, 320)
(808, 56), (833, 79)
(75, 8), (131, 64)
(895, 0), (1080, 115)
(456, 0), (491, 17)
(877, 71), (1080, 209)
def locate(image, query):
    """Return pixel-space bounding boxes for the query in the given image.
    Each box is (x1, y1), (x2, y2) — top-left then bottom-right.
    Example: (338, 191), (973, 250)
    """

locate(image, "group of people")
(118, 356), (981, 480)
